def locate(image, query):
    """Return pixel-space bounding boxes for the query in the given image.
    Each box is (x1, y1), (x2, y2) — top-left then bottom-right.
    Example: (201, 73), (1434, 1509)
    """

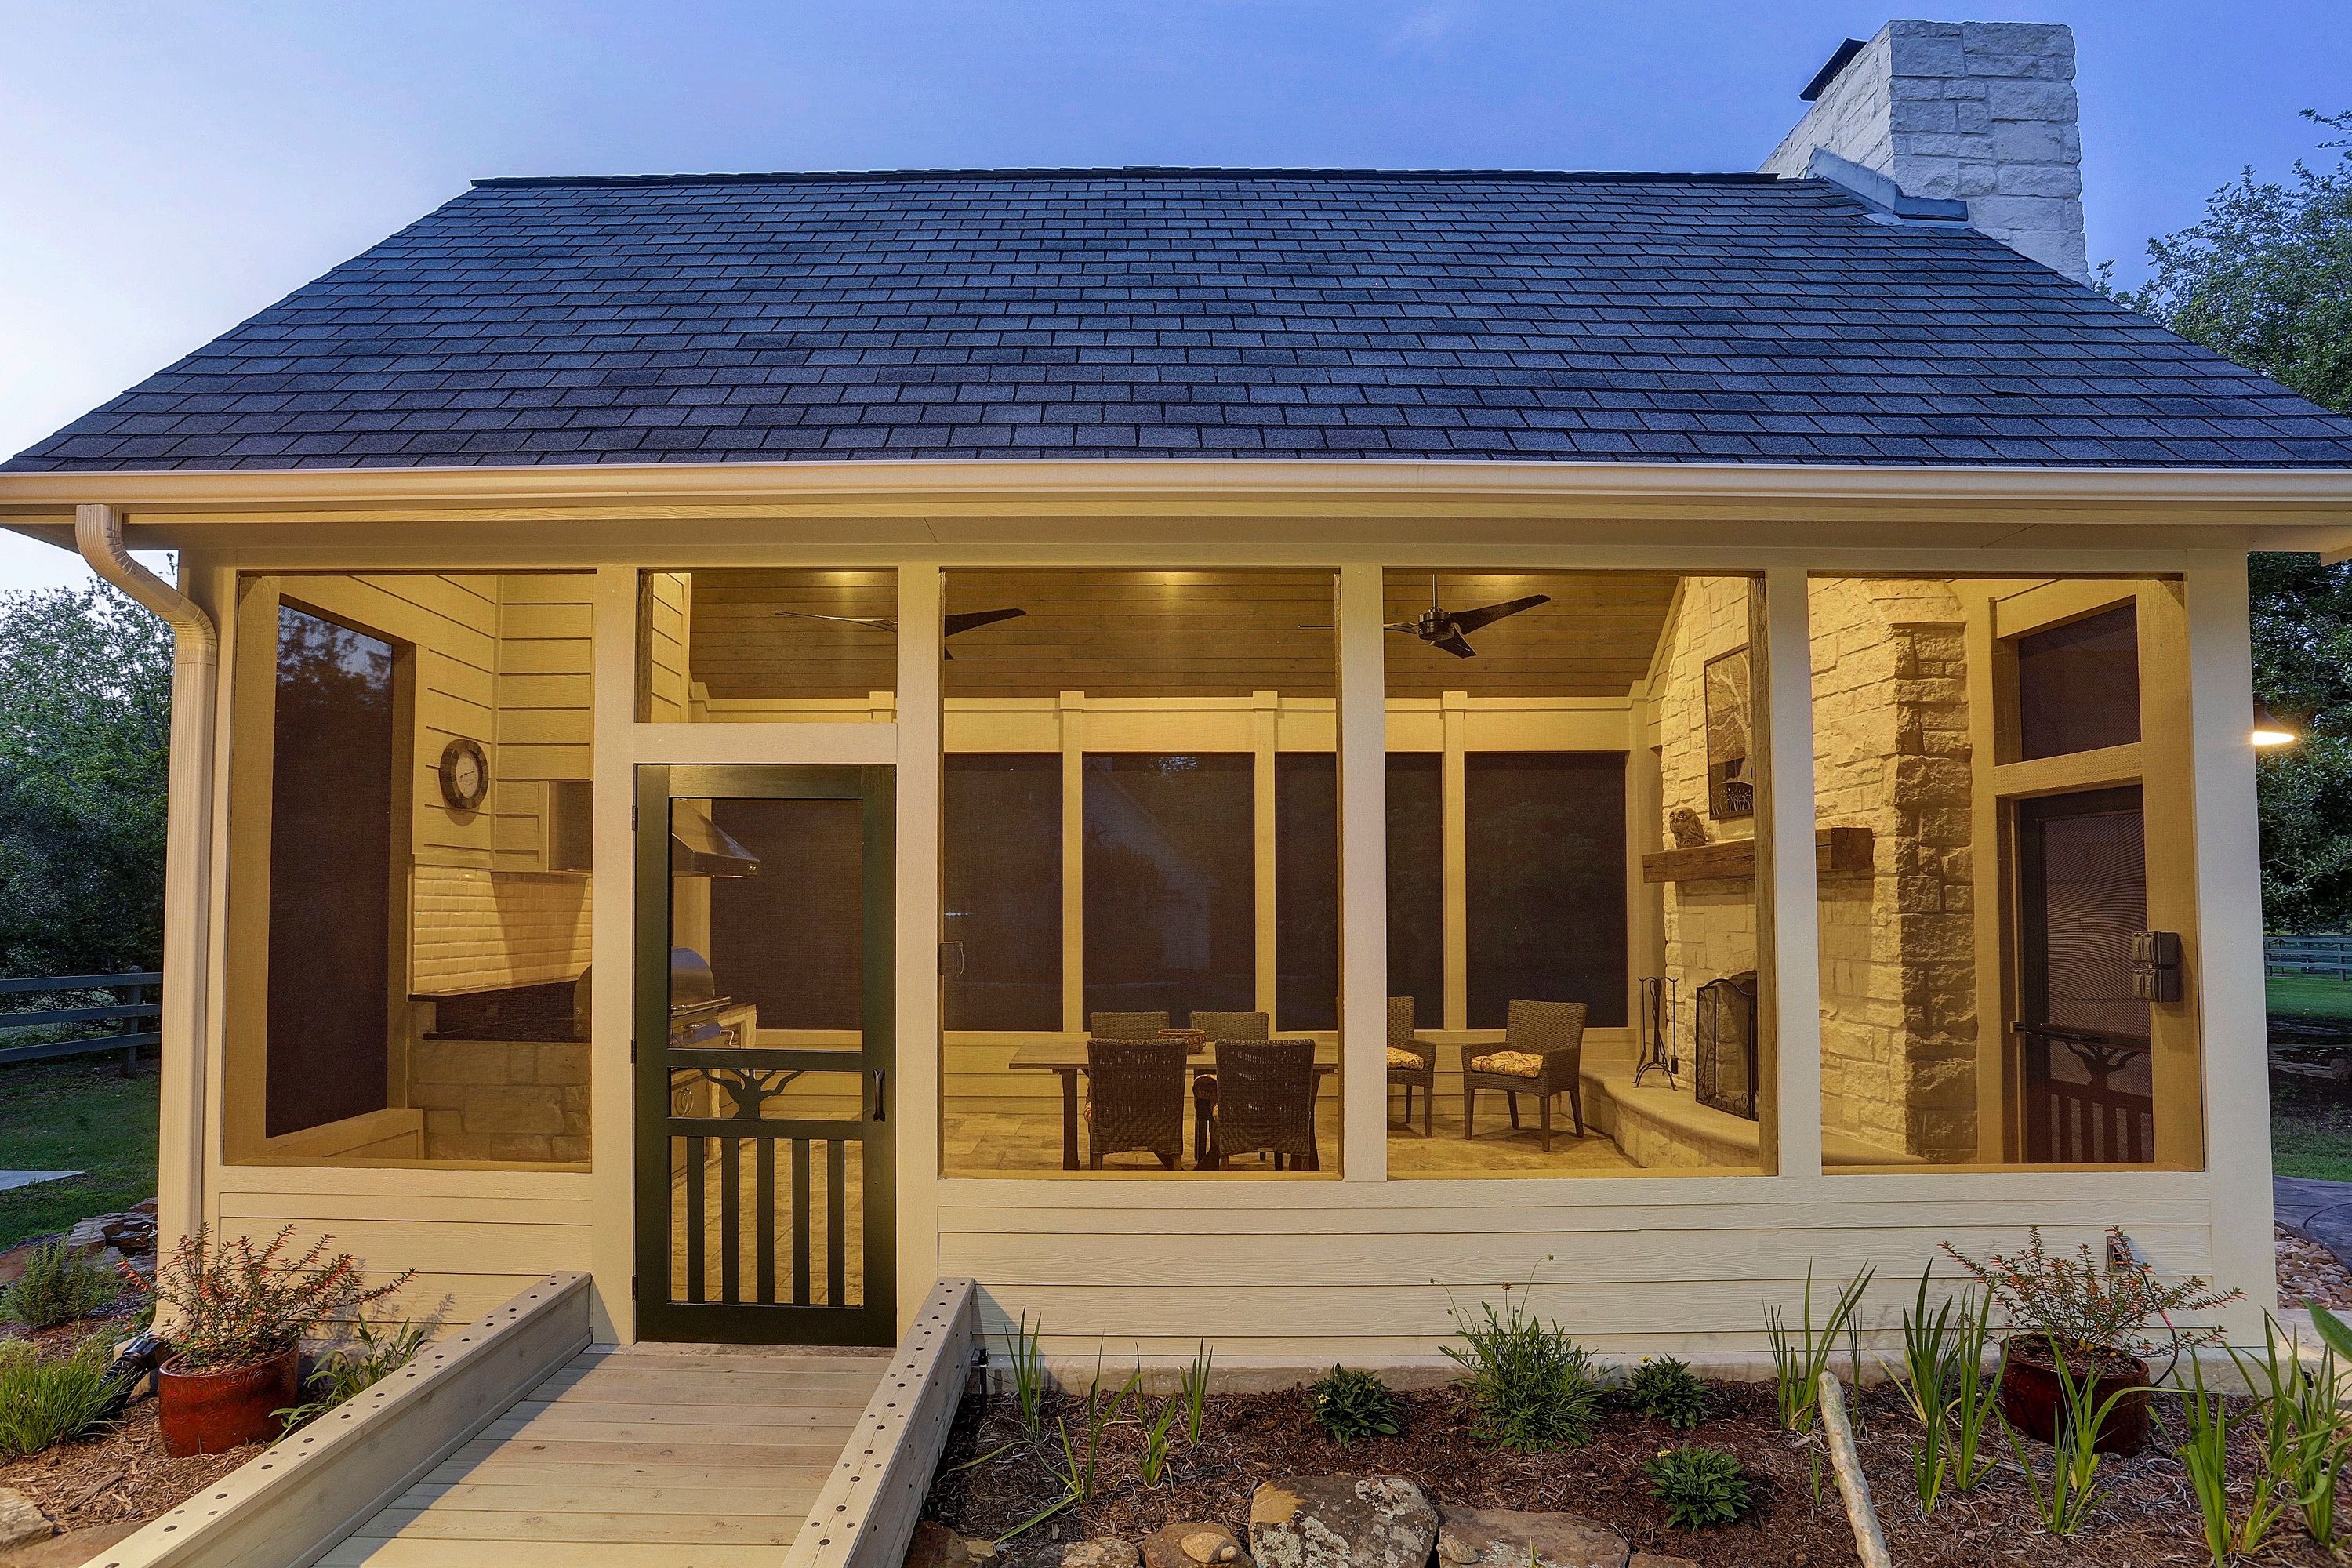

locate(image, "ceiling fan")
(1382, 575), (1551, 658)
(775, 606), (1025, 658)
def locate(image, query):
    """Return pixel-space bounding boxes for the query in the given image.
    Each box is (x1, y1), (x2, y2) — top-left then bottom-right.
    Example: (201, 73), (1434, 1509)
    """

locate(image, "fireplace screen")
(1695, 972), (1759, 1120)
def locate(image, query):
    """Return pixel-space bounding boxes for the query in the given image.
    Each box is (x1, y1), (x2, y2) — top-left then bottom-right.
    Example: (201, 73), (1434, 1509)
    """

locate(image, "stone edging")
(91, 1271), (592, 1568)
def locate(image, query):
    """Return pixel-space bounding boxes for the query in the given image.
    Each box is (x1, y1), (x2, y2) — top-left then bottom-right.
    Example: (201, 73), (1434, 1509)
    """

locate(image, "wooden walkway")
(320, 1341), (892, 1567)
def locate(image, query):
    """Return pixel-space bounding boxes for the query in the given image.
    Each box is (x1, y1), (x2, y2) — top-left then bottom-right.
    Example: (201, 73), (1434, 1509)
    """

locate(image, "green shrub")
(1624, 1356), (1708, 1431)
(0, 1338), (120, 1457)
(1642, 1444), (1757, 1530)
(1308, 1364), (1401, 1448)
(1443, 1292), (1605, 1452)
(0, 1242), (123, 1330)
(276, 1319), (429, 1432)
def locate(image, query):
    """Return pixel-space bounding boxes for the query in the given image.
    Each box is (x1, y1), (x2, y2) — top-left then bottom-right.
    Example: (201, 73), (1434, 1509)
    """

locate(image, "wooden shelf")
(1641, 826), (1873, 884)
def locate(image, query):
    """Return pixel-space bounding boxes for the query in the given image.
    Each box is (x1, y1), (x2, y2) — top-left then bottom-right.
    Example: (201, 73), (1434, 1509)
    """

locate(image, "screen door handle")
(867, 1069), (887, 1123)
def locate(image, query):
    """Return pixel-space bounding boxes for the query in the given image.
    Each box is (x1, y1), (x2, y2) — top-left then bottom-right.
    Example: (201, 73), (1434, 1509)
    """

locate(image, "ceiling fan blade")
(1432, 630), (1478, 659)
(774, 611), (898, 633)
(1444, 594), (1551, 636)
(943, 607), (1026, 638)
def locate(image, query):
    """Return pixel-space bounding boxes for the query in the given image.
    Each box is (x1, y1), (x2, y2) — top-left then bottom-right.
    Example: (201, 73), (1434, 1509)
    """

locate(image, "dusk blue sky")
(4, 0), (2347, 590)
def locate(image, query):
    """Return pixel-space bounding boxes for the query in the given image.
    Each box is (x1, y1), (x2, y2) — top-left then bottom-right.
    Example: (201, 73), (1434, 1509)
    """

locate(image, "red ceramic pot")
(157, 1346), (299, 1456)
(1997, 1334), (2151, 1457)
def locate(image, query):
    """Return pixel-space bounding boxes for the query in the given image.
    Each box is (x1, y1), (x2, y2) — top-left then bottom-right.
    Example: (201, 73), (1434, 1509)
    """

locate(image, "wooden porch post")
(1759, 568), (1823, 1178)
(895, 564), (946, 1327)
(2183, 552), (2278, 1329)
(1338, 563), (1388, 1181)
(588, 565), (640, 1341)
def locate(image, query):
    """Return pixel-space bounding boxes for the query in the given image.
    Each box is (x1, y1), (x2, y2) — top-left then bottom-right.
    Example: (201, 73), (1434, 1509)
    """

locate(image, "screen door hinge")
(630, 1036), (637, 1065)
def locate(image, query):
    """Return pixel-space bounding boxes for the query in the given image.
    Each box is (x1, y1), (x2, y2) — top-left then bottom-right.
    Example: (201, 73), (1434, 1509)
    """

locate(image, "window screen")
(1386, 753), (1444, 1029)
(1082, 754), (1254, 1026)
(265, 604), (397, 1137)
(1275, 754), (1338, 1030)
(2019, 786), (2150, 1040)
(707, 797), (864, 1029)
(2016, 603), (2140, 760)
(1465, 752), (1628, 1030)
(943, 755), (1062, 1031)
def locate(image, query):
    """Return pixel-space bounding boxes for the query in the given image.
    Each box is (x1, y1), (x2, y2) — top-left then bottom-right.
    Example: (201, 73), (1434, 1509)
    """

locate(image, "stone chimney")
(1760, 20), (2088, 281)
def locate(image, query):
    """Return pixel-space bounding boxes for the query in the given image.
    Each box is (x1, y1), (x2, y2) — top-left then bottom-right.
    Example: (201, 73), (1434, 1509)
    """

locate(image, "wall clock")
(437, 737), (490, 812)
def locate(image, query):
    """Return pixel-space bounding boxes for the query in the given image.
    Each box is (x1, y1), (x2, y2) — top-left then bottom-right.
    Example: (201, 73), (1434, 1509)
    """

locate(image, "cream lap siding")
(211, 1176), (594, 1327)
(935, 1190), (2216, 1360)
(640, 571), (692, 722)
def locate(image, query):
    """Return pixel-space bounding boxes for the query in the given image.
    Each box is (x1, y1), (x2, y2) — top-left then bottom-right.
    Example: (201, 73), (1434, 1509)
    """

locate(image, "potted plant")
(147, 1225), (416, 1456)
(1944, 1226), (2241, 1457)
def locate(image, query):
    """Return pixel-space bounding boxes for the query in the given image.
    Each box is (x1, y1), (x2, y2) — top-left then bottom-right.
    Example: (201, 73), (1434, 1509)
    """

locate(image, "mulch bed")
(0, 1406), (256, 1537)
(924, 1374), (2339, 1568)
(0, 1308), (263, 1537)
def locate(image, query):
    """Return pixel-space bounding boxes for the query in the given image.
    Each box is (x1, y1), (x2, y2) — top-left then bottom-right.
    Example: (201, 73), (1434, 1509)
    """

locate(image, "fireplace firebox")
(1694, 971), (1759, 1120)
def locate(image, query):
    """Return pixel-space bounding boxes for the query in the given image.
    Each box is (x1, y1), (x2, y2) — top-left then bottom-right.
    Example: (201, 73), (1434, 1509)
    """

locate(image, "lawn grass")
(2269, 973), (2352, 1021)
(0, 1059), (158, 1250)
(2274, 1074), (2352, 1181)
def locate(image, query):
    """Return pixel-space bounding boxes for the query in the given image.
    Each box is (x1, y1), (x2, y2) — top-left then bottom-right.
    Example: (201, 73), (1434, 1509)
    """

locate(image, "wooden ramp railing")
(94, 1272), (591, 1568)
(786, 1278), (981, 1568)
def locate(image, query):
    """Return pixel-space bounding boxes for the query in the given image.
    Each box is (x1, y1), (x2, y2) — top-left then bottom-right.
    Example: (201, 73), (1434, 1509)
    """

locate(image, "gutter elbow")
(73, 503), (217, 662)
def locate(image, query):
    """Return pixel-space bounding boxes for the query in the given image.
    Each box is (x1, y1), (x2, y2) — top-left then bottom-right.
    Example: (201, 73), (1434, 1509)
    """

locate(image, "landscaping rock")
(56, 1208), (158, 1286)
(0, 1490), (49, 1555)
(1248, 1476), (1436, 1568)
(1062, 1540), (1139, 1568)
(1142, 1523), (1246, 1568)
(906, 1521), (975, 1568)
(1627, 1556), (1697, 1568)
(1434, 1506), (1626, 1568)
(2, 1520), (141, 1568)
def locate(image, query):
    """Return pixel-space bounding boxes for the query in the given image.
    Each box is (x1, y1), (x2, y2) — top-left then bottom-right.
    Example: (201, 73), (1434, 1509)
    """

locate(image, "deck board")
(326, 1342), (888, 1566)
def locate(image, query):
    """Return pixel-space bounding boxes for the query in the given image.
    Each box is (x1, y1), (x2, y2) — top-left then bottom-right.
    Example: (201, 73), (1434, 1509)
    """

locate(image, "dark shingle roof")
(12, 166), (2352, 471)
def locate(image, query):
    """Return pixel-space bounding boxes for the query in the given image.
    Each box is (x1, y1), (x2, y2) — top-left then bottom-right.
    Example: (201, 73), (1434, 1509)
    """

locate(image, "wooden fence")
(2270, 935), (2352, 980)
(0, 971), (162, 1069)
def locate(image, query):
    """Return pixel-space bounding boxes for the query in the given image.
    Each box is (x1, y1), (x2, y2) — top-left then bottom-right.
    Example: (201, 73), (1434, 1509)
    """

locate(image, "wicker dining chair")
(1186, 1011), (1269, 1163)
(1204, 1038), (1320, 1171)
(1084, 1037), (1186, 1170)
(1460, 1000), (1588, 1152)
(1087, 1011), (1171, 1039)
(1385, 996), (1435, 1138)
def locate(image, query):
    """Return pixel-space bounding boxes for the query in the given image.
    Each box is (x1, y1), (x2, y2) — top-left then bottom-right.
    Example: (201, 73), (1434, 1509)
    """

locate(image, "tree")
(0, 583), (173, 977)
(2112, 111), (2352, 930)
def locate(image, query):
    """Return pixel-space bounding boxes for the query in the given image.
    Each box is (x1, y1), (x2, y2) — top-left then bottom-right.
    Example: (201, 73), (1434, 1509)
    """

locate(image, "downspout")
(74, 503), (216, 1253)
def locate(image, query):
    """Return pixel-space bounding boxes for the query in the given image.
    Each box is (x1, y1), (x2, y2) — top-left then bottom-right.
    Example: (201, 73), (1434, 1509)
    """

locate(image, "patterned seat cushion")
(1385, 1047), (1427, 1071)
(1468, 1050), (1547, 1078)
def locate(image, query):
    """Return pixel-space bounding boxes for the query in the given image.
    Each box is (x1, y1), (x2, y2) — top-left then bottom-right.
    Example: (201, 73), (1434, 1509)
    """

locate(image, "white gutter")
(2, 456), (2352, 515)
(74, 503), (216, 1253)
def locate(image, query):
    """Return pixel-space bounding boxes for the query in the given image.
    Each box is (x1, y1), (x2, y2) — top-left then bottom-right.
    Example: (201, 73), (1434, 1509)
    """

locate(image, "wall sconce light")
(2252, 699), (2299, 749)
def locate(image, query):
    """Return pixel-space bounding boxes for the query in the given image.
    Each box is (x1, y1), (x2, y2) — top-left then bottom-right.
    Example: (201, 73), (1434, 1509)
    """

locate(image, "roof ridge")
(468, 165), (1789, 190)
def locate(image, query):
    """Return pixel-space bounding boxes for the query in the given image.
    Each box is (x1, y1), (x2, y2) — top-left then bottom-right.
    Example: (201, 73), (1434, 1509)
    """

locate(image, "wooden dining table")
(1006, 1040), (1339, 1170)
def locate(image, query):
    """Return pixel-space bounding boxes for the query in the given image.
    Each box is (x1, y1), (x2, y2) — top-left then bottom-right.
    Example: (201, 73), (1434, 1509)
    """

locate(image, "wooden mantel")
(1641, 826), (1874, 884)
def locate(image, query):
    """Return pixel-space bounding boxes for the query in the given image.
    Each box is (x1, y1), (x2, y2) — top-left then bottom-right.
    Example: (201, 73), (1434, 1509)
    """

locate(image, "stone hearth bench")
(1581, 1061), (1924, 1171)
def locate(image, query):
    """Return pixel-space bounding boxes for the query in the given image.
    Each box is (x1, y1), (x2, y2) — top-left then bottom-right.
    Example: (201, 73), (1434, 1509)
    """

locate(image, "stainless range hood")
(670, 802), (760, 878)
